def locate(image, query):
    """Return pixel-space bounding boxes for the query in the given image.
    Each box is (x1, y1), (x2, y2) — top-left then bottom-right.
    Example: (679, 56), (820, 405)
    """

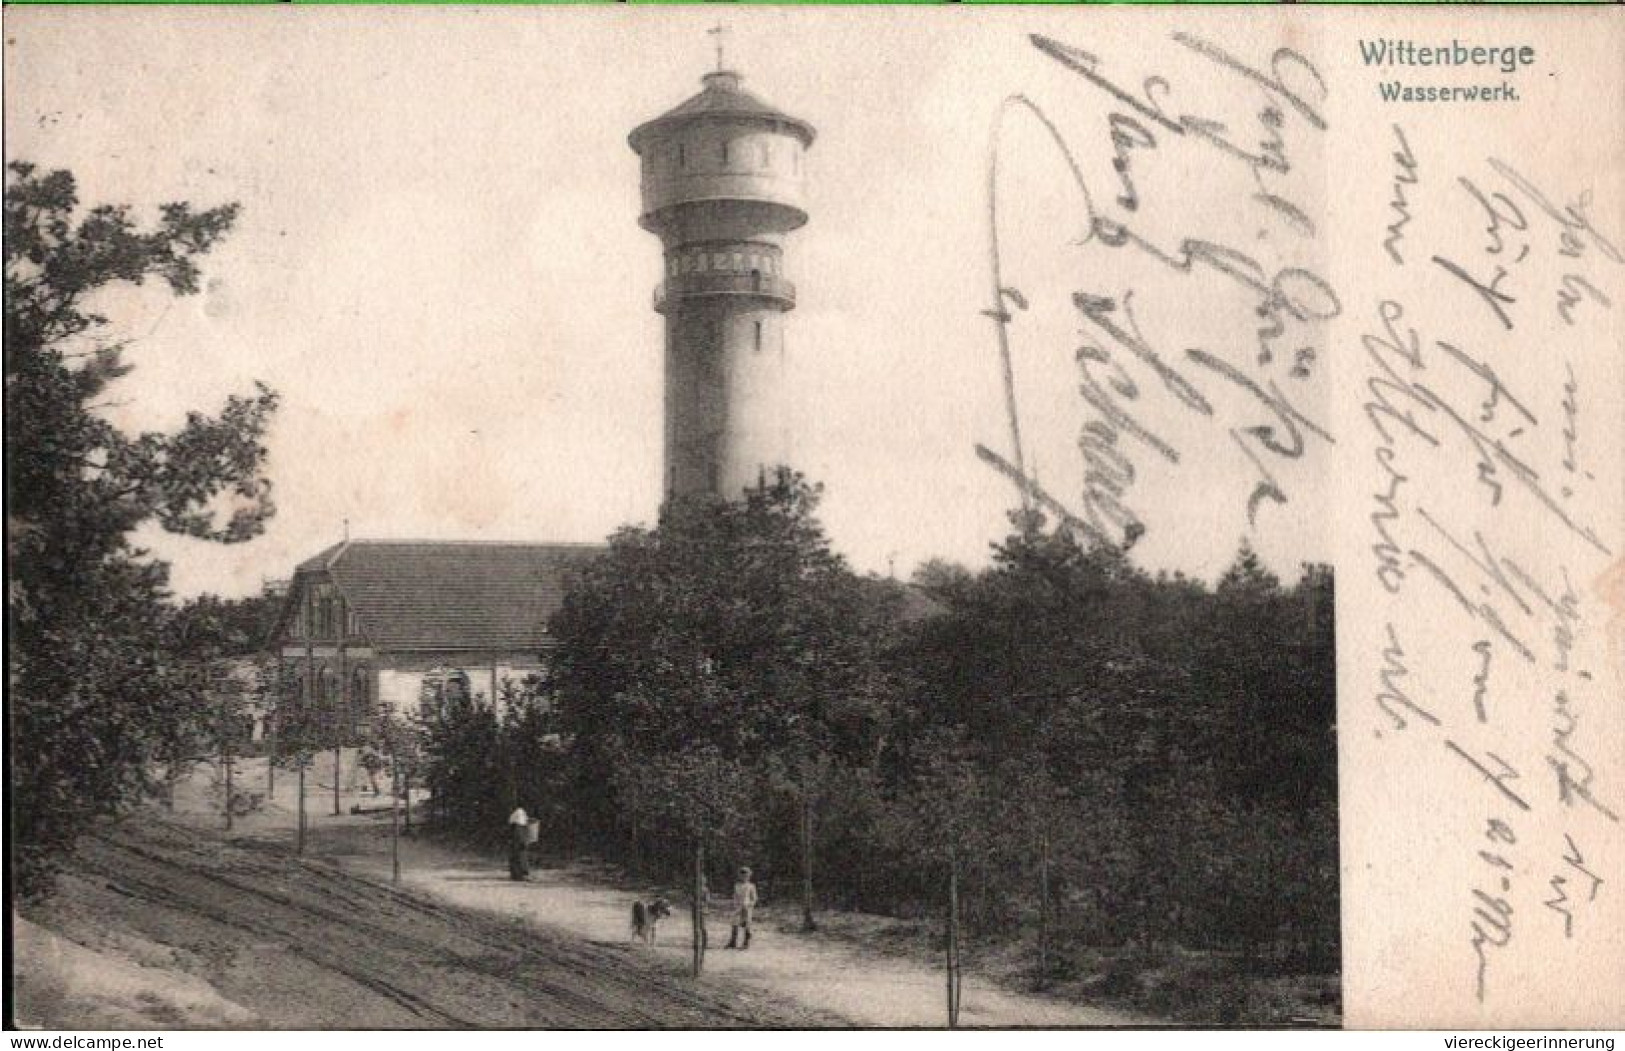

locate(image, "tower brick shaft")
(630, 67), (815, 500)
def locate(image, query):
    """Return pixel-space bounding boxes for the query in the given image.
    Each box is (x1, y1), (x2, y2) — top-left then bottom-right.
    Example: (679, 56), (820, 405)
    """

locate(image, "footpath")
(217, 757), (1144, 1027)
(311, 828), (1139, 1024)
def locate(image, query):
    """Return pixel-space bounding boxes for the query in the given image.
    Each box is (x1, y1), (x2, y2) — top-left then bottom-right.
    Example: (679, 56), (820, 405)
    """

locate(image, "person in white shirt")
(727, 866), (758, 949)
(507, 806), (531, 881)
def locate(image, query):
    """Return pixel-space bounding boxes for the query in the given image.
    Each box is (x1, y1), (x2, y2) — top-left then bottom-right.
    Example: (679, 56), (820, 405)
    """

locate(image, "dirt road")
(19, 759), (1147, 1029)
(15, 814), (837, 1029)
(322, 819), (1143, 1026)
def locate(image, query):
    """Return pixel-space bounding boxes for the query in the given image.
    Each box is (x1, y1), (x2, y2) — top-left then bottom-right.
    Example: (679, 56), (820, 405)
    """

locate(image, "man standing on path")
(507, 805), (531, 881)
(727, 866), (758, 949)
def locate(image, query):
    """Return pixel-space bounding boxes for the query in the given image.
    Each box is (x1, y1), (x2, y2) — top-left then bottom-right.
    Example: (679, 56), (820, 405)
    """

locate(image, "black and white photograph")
(4, 4), (1621, 1033)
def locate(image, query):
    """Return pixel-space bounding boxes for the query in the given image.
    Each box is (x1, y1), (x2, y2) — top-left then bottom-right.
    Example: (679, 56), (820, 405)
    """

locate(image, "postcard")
(5, 4), (1620, 1031)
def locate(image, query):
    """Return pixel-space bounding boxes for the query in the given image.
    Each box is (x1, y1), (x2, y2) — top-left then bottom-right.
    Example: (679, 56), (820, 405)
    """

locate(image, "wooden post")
(218, 666), (234, 833)
(800, 791), (817, 932)
(266, 696), (278, 799)
(336, 603), (349, 817)
(1038, 829), (1052, 984)
(946, 844), (962, 1029)
(302, 583), (315, 816)
(692, 837), (707, 978)
(390, 736), (402, 886)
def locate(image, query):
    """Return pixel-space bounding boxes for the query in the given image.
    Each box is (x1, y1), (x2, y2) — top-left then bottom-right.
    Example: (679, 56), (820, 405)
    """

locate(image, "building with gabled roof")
(272, 539), (605, 735)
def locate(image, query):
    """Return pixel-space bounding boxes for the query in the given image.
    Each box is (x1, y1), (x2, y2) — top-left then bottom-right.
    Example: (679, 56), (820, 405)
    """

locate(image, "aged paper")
(4, 3), (1621, 1030)
(1327, 7), (1624, 1030)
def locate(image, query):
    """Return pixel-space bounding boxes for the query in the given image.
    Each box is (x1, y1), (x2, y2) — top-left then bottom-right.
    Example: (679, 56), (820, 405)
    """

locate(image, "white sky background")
(5, 6), (1330, 597)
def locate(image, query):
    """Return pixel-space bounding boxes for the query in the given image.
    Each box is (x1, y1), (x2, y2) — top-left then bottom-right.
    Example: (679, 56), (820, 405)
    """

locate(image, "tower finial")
(707, 24), (731, 73)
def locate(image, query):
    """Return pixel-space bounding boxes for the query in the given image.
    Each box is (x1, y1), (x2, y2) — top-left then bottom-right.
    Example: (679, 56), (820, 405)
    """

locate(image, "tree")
(6, 162), (278, 897)
(882, 727), (986, 1029)
(370, 704), (425, 884)
(161, 593), (282, 820)
(418, 689), (502, 842)
(614, 744), (757, 976)
(549, 472), (903, 942)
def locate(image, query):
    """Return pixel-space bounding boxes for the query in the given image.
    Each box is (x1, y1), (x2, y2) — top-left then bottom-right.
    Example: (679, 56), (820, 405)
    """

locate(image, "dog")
(631, 897), (673, 946)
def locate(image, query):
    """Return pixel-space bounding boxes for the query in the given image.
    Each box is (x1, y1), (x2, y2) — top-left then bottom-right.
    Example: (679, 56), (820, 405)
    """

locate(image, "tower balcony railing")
(655, 271), (796, 312)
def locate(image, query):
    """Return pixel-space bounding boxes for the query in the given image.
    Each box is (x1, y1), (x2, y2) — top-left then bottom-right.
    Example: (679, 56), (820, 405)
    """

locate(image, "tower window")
(760, 143), (770, 169)
(720, 140), (729, 167)
(754, 320), (764, 351)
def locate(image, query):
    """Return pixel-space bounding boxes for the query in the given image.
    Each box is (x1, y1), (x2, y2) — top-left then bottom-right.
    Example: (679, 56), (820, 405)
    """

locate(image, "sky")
(6, 6), (1332, 597)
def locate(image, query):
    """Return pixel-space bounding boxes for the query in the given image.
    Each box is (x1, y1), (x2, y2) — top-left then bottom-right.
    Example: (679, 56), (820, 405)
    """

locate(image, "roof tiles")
(307, 540), (605, 653)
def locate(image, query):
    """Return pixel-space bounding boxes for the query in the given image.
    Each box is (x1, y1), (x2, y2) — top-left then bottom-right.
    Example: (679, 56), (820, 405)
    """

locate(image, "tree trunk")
(946, 845), (962, 1029)
(800, 792), (817, 932)
(164, 757), (179, 811)
(266, 711), (277, 799)
(296, 764), (307, 855)
(390, 753), (402, 885)
(219, 686), (234, 832)
(691, 837), (708, 978)
(1038, 830), (1052, 984)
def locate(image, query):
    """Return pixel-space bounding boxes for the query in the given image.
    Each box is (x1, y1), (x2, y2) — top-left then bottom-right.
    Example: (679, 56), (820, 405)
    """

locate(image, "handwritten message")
(977, 11), (1623, 1027)
(1338, 11), (1623, 1027)
(976, 29), (1337, 550)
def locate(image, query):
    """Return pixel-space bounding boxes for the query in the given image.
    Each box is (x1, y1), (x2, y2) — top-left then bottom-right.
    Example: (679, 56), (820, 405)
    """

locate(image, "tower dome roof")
(630, 70), (816, 153)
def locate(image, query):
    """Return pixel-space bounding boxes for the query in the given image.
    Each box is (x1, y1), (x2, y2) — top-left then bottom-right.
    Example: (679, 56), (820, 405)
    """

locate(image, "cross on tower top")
(707, 24), (731, 73)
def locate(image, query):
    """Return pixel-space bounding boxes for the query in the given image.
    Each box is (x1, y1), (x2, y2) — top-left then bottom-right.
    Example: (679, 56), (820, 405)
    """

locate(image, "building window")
(754, 319), (763, 351)
(351, 665), (371, 733)
(720, 140), (729, 167)
(760, 143), (770, 169)
(418, 668), (473, 719)
(678, 143), (686, 169)
(318, 666), (340, 735)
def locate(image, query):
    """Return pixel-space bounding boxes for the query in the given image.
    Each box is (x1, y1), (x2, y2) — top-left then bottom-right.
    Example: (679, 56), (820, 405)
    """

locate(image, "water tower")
(629, 38), (815, 500)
